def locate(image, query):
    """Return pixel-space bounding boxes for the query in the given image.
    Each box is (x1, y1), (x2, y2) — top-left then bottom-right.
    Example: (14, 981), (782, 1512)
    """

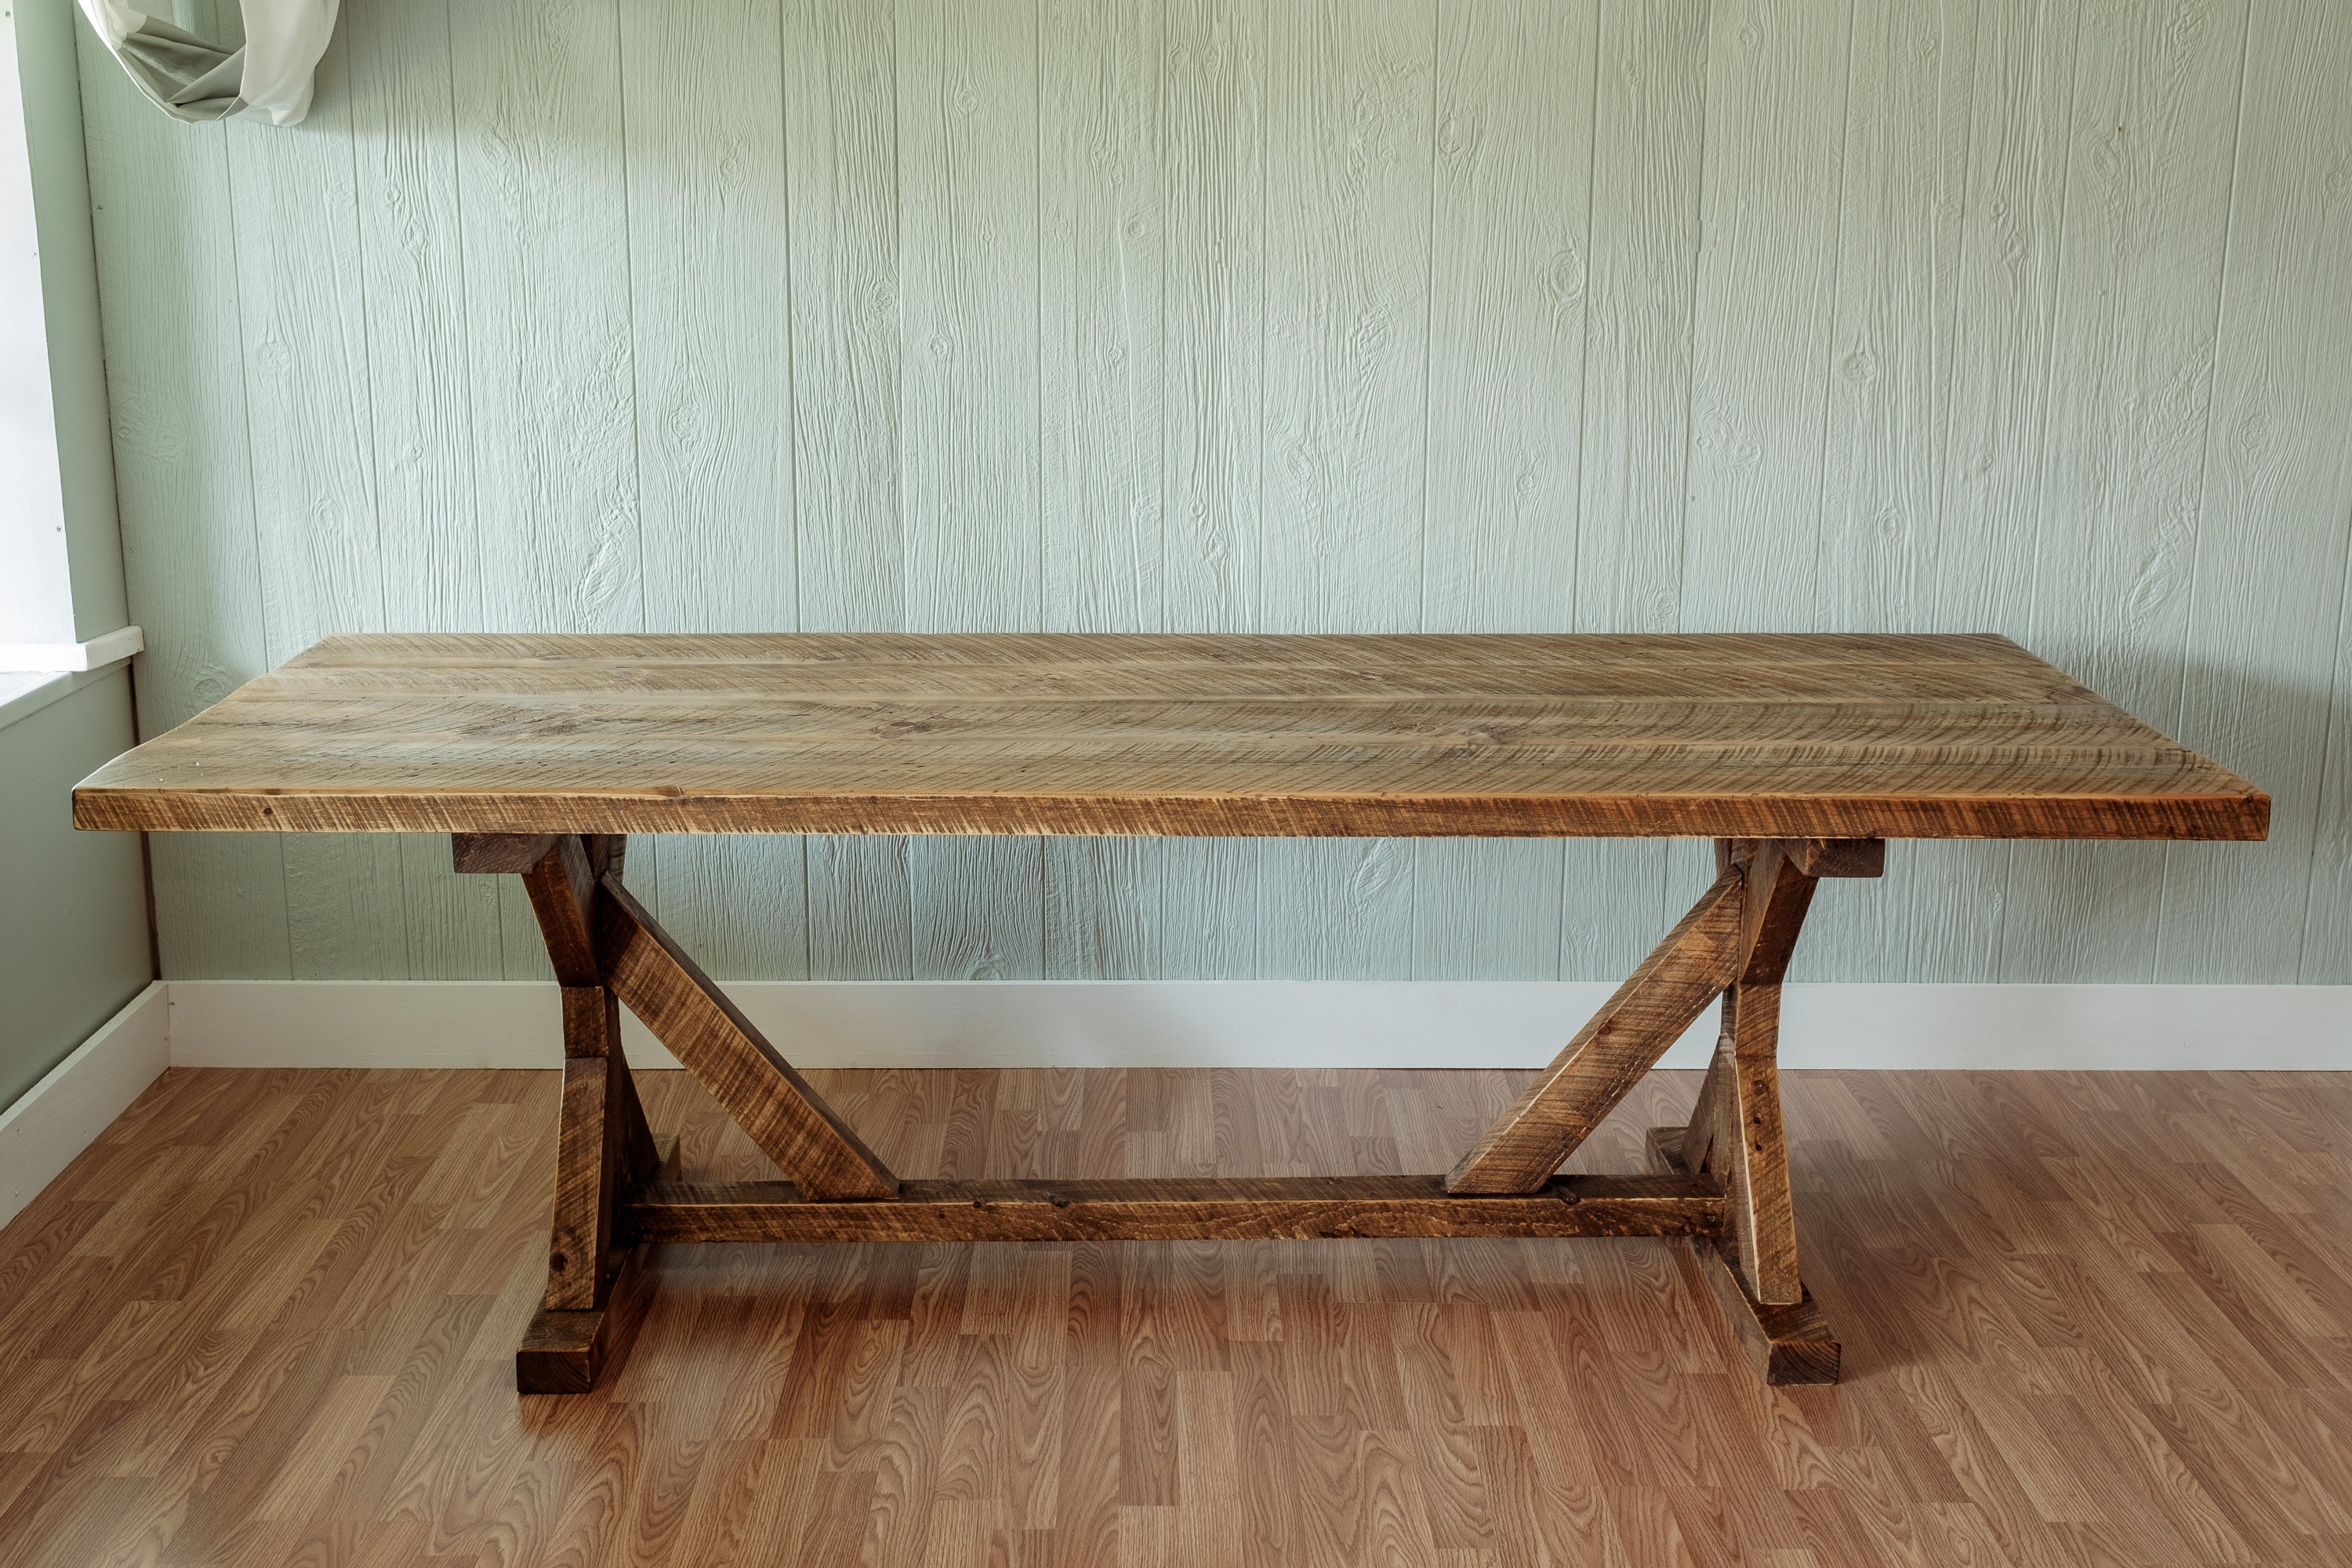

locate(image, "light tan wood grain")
(72, 633), (2267, 840)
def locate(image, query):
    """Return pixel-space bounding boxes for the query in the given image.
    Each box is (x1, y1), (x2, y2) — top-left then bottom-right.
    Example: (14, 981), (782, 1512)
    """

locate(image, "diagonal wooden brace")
(461, 829), (898, 1203)
(1446, 868), (1750, 1193)
(594, 876), (897, 1201)
(1447, 837), (1880, 1200)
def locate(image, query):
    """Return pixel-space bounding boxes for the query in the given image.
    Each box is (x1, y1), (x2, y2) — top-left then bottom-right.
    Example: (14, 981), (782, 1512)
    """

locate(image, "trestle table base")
(460, 829), (1878, 1394)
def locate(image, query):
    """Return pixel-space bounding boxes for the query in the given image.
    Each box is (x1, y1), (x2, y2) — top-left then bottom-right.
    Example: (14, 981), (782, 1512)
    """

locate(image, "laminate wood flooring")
(1, 1064), (2346, 1566)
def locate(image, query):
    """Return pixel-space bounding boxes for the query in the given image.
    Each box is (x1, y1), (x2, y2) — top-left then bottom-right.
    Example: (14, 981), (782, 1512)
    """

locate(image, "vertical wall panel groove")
(1411, 0), (1596, 980)
(1799, 0), (1980, 982)
(1256, 0), (1434, 979)
(1563, 0), (1708, 979)
(2001, 0), (2252, 983)
(1041, 0), (1168, 979)
(2161, 0), (2352, 985)
(1158, 0), (1267, 977)
(347, 0), (506, 978)
(898, 0), (1047, 978)
(1904, 0), (2084, 985)
(622, 0), (810, 980)
(786, 0), (916, 980)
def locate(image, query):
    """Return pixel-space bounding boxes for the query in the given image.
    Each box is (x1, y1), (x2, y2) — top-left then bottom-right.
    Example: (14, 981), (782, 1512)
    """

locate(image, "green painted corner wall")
(0, 673), (151, 1110)
(72, 0), (2352, 986)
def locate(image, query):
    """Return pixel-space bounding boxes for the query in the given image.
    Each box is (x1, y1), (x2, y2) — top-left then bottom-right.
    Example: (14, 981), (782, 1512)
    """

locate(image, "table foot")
(517, 1242), (656, 1394)
(515, 1133), (677, 1395)
(1647, 1127), (1840, 1385)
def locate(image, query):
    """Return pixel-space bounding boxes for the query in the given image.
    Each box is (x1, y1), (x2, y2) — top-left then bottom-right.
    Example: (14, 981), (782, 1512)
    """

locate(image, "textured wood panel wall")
(74, 0), (2352, 985)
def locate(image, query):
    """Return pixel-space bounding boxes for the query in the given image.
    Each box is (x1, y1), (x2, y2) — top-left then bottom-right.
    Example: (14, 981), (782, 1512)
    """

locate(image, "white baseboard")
(5, 978), (2339, 1232)
(0, 981), (169, 1231)
(163, 979), (2351, 1073)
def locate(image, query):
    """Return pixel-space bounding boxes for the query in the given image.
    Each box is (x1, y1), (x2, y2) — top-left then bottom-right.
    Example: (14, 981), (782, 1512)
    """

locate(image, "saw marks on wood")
(2, 1065), (2348, 1566)
(71, 632), (2266, 840)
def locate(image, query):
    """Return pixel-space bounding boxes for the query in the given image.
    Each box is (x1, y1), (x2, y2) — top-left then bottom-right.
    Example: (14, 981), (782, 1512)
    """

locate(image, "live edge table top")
(71, 632), (2267, 842)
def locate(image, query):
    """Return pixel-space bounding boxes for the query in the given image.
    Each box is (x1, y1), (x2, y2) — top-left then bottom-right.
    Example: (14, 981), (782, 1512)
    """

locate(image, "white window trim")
(0, 624), (142, 673)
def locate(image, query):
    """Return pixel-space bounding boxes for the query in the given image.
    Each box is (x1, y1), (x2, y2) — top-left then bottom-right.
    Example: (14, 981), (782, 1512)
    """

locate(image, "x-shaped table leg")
(457, 831), (901, 1392)
(1450, 836), (1881, 1381)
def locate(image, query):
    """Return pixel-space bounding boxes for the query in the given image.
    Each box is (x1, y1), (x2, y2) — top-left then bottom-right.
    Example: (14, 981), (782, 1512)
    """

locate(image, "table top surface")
(72, 633), (2267, 841)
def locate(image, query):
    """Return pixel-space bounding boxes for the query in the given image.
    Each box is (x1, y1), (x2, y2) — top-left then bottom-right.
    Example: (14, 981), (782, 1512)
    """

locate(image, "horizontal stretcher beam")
(619, 1172), (1723, 1245)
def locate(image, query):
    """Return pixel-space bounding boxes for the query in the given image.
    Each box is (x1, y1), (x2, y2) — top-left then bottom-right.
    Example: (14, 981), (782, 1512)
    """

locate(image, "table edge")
(70, 785), (2270, 841)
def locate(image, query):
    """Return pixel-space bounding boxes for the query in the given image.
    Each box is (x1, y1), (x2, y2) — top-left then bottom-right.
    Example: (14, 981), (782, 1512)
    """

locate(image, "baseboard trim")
(0, 981), (169, 1231)
(5, 978), (2337, 1232)
(162, 979), (2350, 1074)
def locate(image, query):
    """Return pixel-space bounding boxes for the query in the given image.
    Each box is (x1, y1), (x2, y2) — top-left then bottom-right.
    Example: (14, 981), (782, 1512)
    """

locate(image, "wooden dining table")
(73, 632), (2267, 1392)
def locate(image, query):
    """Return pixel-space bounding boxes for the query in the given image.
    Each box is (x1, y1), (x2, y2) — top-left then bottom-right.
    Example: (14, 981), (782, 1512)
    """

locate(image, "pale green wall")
(74, 0), (2352, 985)
(0, 673), (151, 1109)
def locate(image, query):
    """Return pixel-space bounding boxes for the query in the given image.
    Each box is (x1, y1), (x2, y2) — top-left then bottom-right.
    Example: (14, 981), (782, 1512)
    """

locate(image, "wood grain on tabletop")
(4, 1063), (2348, 1566)
(71, 632), (2267, 840)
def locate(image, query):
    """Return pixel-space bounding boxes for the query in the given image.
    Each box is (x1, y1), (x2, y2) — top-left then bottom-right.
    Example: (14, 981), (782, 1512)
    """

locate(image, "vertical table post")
(1649, 836), (1882, 1383)
(454, 832), (667, 1392)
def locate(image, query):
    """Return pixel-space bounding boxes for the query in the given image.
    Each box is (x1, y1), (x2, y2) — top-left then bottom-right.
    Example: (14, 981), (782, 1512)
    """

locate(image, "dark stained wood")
(1715, 993), (1801, 1304)
(536, 842), (658, 1312)
(1647, 1127), (1840, 1385)
(561, 979), (663, 1185)
(544, 839), (659, 1177)
(612, 1035), (661, 1187)
(1729, 836), (1819, 985)
(595, 876), (897, 1202)
(520, 1132), (678, 1392)
(544, 1056), (619, 1310)
(1446, 869), (1748, 1192)
(517, 1224), (655, 1395)
(449, 831), (560, 872)
(518, 833), (600, 986)
(584, 832), (625, 880)
(558, 984), (615, 1060)
(1711, 840), (1813, 1305)
(619, 1171), (1724, 1244)
(1683, 1029), (1732, 1176)
(71, 632), (2270, 840)
(1777, 835), (1886, 877)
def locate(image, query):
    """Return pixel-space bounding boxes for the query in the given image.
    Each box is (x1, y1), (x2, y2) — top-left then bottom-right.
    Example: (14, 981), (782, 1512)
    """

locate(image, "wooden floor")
(0, 1066), (2347, 1567)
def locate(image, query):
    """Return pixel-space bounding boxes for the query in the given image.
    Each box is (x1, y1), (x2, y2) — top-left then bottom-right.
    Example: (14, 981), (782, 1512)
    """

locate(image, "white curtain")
(77, 0), (337, 128)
